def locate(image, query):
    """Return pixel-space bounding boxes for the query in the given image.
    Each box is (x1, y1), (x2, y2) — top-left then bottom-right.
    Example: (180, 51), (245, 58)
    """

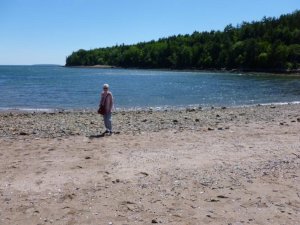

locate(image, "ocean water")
(0, 65), (300, 111)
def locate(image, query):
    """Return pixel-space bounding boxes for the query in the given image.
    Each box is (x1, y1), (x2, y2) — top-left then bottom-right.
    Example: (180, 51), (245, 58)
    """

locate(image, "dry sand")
(0, 104), (299, 225)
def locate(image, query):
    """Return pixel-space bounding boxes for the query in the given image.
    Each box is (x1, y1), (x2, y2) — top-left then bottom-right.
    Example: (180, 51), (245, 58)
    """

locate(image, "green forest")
(66, 11), (300, 72)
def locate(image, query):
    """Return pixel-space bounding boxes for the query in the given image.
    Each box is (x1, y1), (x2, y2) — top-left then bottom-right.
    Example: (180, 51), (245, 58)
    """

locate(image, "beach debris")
(84, 156), (91, 159)
(208, 127), (214, 131)
(292, 153), (300, 158)
(58, 193), (76, 203)
(112, 179), (120, 184)
(217, 195), (229, 198)
(195, 118), (200, 122)
(19, 131), (28, 135)
(4, 197), (11, 202)
(172, 119), (178, 123)
(205, 198), (219, 202)
(121, 201), (135, 205)
(120, 201), (143, 212)
(151, 219), (158, 223)
(186, 108), (196, 112)
(140, 172), (149, 177)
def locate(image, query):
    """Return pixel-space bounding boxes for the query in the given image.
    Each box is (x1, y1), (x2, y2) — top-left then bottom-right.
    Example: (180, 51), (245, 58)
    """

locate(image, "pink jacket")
(100, 91), (113, 114)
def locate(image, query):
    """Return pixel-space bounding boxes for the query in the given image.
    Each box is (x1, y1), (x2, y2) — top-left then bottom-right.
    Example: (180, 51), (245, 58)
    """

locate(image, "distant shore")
(64, 64), (300, 75)
(65, 65), (117, 69)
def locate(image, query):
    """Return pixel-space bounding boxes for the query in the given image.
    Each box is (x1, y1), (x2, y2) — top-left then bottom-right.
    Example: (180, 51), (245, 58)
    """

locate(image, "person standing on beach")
(99, 84), (113, 135)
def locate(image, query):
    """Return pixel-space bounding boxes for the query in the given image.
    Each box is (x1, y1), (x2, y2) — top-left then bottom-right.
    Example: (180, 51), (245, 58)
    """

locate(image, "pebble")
(186, 108), (196, 112)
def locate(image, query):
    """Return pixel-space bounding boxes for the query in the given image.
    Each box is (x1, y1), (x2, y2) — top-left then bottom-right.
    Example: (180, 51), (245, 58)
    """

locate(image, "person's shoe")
(104, 130), (110, 134)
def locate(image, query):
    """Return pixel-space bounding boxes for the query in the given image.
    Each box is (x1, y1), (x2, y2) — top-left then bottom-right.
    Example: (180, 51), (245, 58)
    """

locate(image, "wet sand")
(0, 104), (299, 224)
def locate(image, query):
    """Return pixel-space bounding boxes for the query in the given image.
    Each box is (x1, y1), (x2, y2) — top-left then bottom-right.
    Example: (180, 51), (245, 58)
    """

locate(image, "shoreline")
(1, 103), (300, 139)
(64, 65), (300, 76)
(1, 100), (300, 114)
(65, 65), (117, 69)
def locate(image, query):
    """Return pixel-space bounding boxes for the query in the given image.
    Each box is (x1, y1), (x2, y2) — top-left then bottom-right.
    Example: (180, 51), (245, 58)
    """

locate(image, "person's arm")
(108, 94), (113, 112)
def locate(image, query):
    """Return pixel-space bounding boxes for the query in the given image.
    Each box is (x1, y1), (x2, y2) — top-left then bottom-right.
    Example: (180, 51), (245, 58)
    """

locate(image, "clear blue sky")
(0, 0), (299, 65)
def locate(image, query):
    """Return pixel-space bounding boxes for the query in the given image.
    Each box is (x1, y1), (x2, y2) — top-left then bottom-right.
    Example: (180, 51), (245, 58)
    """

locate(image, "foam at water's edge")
(258, 101), (300, 106)
(1, 101), (300, 113)
(0, 108), (61, 113)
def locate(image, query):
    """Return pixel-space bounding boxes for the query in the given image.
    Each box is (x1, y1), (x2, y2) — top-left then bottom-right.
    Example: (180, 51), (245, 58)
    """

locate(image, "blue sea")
(0, 65), (300, 111)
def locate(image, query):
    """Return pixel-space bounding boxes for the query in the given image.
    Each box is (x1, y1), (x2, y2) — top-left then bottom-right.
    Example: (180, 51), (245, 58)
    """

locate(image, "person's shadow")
(88, 131), (119, 139)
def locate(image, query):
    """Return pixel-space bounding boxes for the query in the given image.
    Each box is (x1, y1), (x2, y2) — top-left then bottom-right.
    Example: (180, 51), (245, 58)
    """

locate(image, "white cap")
(103, 83), (109, 89)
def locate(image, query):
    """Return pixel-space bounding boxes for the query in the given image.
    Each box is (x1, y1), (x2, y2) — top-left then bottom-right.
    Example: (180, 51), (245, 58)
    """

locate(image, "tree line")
(66, 11), (300, 72)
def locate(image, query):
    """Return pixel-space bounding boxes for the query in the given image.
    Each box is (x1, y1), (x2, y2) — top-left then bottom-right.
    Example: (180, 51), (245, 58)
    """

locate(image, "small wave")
(0, 107), (59, 113)
(255, 101), (300, 106)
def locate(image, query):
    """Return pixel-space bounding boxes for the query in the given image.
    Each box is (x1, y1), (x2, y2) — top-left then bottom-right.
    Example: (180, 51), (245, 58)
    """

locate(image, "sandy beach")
(0, 104), (299, 225)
